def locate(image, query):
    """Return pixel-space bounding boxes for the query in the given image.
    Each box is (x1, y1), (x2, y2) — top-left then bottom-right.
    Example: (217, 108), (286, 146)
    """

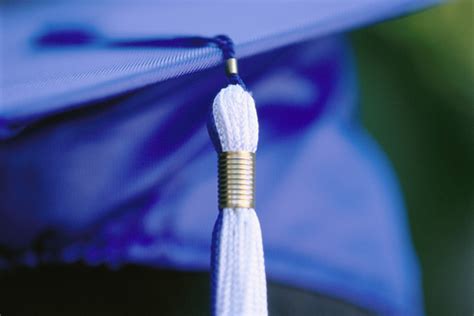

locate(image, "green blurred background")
(351, 1), (473, 315)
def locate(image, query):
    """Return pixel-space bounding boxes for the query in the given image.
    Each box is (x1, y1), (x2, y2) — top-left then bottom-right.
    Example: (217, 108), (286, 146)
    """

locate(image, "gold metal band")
(225, 58), (239, 76)
(218, 151), (255, 209)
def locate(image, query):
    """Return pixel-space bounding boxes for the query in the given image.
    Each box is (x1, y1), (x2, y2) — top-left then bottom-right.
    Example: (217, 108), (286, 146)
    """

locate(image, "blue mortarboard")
(0, 1), (440, 315)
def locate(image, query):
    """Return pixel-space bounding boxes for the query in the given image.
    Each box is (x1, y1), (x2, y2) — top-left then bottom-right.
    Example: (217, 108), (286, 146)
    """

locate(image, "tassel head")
(212, 84), (258, 153)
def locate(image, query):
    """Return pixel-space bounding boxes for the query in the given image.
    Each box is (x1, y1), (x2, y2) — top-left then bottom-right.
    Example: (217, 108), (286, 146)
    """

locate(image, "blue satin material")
(0, 37), (423, 315)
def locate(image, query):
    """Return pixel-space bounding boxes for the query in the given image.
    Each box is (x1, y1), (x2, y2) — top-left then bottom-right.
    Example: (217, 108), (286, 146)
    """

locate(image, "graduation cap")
(0, 1), (441, 315)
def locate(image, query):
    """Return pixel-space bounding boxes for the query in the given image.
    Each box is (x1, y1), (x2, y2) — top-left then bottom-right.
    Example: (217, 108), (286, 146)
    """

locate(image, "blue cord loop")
(211, 35), (235, 60)
(210, 35), (246, 88)
(120, 34), (246, 87)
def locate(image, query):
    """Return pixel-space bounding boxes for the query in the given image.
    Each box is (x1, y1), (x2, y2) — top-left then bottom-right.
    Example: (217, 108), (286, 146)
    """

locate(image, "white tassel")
(210, 84), (268, 316)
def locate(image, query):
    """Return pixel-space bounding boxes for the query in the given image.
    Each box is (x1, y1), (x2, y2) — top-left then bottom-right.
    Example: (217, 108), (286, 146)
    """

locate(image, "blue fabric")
(1, 0), (439, 136)
(0, 1), (435, 315)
